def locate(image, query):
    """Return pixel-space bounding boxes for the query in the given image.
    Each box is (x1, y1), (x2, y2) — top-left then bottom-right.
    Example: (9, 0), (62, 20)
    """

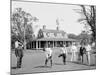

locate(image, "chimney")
(43, 25), (46, 30)
(56, 26), (59, 31)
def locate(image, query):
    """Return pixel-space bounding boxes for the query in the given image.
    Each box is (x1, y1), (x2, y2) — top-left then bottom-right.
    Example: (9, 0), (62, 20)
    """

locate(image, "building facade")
(26, 25), (78, 50)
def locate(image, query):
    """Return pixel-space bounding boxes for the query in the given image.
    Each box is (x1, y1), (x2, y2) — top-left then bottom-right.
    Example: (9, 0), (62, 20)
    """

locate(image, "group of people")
(14, 40), (94, 69)
(79, 44), (91, 65)
(44, 43), (93, 66)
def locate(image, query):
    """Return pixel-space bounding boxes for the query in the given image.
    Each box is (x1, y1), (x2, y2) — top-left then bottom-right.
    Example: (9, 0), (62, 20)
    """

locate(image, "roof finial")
(43, 25), (46, 30)
(56, 18), (60, 31)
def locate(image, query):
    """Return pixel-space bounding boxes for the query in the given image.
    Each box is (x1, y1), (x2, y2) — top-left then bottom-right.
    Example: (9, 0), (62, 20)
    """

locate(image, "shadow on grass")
(34, 65), (52, 68)
(82, 63), (96, 66)
(54, 63), (64, 65)
(67, 61), (96, 66)
(11, 66), (17, 69)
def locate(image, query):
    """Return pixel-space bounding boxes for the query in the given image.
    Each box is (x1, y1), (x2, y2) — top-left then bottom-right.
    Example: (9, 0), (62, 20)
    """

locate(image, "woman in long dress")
(71, 43), (78, 62)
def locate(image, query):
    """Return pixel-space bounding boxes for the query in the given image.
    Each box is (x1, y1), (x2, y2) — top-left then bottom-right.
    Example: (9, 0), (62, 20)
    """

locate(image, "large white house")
(26, 25), (78, 50)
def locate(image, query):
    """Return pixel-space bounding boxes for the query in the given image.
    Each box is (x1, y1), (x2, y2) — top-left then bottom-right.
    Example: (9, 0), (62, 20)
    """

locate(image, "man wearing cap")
(15, 40), (23, 68)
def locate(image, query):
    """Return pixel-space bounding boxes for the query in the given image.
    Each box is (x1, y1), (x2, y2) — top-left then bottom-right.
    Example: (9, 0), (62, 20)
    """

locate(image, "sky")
(12, 1), (85, 36)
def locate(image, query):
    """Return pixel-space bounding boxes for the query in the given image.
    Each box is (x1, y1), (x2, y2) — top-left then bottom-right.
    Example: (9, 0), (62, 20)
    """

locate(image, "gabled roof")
(32, 29), (79, 41)
(36, 38), (78, 41)
(40, 29), (66, 34)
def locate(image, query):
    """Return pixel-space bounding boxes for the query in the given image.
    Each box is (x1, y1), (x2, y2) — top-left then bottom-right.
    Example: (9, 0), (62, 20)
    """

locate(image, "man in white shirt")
(15, 41), (18, 47)
(44, 47), (53, 67)
(15, 41), (19, 57)
(85, 44), (92, 65)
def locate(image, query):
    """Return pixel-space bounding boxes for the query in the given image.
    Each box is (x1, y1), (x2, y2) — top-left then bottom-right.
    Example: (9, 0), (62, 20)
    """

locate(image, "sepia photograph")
(11, 0), (96, 74)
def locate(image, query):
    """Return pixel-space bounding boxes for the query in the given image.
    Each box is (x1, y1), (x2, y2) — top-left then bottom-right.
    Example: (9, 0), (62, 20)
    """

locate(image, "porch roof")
(33, 38), (78, 42)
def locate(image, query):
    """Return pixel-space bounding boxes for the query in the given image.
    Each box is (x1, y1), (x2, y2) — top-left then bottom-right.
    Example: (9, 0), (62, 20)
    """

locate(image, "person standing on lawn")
(58, 44), (67, 65)
(15, 40), (23, 68)
(43, 46), (53, 67)
(79, 44), (86, 63)
(85, 43), (92, 66)
(71, 43), (78, 62)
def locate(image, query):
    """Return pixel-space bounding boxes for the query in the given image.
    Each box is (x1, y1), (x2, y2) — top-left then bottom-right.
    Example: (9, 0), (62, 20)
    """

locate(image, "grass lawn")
(11, 48), (96, 74)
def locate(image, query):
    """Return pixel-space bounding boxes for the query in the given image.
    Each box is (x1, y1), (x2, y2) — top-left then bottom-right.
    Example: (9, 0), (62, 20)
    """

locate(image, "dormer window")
(54, 33), (57, 37)
(46, 32), (50, 37)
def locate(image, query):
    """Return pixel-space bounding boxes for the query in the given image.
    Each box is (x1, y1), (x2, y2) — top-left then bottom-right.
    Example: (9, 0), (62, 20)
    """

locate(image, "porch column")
(46, 41), (48, 48)
(38, 41), (40, 48)
(63, 41), (65, 46)
(65, 41), (67, 47)
(55, 41), (57, 47)
(53, 41), (54, 48)
(36, 41), (38, 50)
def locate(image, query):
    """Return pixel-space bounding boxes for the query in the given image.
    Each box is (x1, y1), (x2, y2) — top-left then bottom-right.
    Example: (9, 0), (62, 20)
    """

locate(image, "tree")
(68, 33), (77, 39)
(76, 5), (96, 42)
(77, 31), (92, 45)
(11, 8), (39, 50)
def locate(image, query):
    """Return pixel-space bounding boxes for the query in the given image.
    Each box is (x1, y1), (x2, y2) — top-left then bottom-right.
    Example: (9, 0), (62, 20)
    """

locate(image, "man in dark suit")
(15, 40), (23, 68)
(79, 45), (86, 63)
